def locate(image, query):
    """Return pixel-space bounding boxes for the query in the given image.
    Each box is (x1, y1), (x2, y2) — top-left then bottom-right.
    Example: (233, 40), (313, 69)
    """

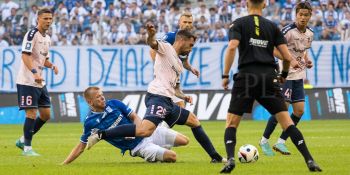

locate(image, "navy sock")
(280, 113), (301, 140)
(224, 127), (236, 159)
(191, 125), (220, 160)
(23, 118), (35, 146)
(263, 116), (278, 139)
(285, 125), (313, 162)
(33, 117), (46, 135)
(100, 124), (136, 139)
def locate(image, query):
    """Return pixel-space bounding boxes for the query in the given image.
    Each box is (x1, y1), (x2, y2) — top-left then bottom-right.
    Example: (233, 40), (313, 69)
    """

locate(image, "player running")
(259, 1), (314, 156)
(15, 8), (58, 156)
(62, 87), (189, 164)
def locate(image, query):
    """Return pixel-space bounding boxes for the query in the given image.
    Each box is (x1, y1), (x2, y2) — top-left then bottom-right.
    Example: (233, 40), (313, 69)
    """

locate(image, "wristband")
(222, 75), (229, 79)
(281, 71), (288, 79)
(31, 69), (38, 74)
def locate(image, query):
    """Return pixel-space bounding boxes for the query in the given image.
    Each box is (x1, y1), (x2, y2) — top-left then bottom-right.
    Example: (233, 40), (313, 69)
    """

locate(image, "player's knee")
(176, 135), (189, 146)
(163, 150), (176, 162)
(185, 113), (200, 128)
(136, 127), (154, 137)
(25, 109), (37, 119)
(293, 109), (304, 117)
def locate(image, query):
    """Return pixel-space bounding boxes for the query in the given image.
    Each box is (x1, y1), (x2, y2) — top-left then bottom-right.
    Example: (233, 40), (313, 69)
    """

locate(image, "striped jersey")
(148, 41), (183, 98)
(281, 23), (313, 80)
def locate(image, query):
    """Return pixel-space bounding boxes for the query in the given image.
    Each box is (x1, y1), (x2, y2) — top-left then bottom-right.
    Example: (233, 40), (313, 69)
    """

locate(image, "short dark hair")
(295, 1), (312, 14)
(84, 86), (100, 101)
(175, 29), (196, 41)
(37, 8), (52, 16)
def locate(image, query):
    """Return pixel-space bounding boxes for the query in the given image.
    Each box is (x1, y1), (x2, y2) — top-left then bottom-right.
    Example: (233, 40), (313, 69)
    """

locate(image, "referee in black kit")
(219, 0), (322, 173)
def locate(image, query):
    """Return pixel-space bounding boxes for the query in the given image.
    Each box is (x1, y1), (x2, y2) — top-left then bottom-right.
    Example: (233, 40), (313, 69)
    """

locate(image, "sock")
(285, 125), (313, 162)
(191, 125), (220, 160)
(101, 124), (136, 139)
(24, 146), (32, 152)
(277, 138), (286, 144)
(224, 127), (236, 159)
(262, 116), (278, 139)
(280, 113), (302, 140)
(260, 136), (268, 144)
(33, 117), (46, 135)
(23, 118), (35, 147)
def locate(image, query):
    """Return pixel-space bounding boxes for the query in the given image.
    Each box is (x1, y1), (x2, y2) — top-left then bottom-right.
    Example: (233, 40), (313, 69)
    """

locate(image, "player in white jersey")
(150, 12), (199, 109)
(87, 24), (226, 163)
(15, 8), (58, 156)
(259, 2), (314, 156)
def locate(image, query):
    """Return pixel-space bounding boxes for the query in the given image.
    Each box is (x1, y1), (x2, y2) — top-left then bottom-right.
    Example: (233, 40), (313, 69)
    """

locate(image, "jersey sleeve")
(154, 40), (171, 55)
(274, 26), (287, 46)
(228, 20), (242, 41)
(21, 29), (38, 54)
(80, 123), (91, 143)
(111, 100), (133, 117)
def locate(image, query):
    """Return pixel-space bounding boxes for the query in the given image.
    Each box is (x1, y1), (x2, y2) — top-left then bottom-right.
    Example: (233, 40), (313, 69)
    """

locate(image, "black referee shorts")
(228, 72), (287, 116)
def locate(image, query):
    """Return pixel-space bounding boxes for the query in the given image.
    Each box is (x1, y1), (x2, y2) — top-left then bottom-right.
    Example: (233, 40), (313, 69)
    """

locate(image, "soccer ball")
(237, 144), (259, 163)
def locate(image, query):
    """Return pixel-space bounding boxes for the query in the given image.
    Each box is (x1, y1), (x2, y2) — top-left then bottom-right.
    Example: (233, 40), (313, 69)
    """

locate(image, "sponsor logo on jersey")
(249, 38), (268, 48)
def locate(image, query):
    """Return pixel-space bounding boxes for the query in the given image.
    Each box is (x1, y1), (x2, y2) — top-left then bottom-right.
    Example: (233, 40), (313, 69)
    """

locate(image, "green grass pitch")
(0, 120), (349, 175)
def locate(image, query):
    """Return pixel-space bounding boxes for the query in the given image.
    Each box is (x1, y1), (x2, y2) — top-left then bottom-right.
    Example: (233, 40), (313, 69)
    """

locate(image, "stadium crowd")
(0, 0), (350, 47)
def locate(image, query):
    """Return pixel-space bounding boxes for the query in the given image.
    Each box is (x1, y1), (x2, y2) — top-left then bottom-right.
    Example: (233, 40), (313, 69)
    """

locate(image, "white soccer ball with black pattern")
(237, 144), (259, 163)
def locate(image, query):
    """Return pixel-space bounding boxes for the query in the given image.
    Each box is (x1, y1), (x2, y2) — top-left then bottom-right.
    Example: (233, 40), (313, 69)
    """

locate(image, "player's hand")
(278, 76), (286, 84)
(222, 78), (230, 90)
(306, 60), (313, 69)
(290, 59), (300, 69)
(184, 95), (193, 105)
(190, 67), (200, 78)
(33, 73), (43, 84)
(53, 65), (59, 75)
(146, 23), (156, 37)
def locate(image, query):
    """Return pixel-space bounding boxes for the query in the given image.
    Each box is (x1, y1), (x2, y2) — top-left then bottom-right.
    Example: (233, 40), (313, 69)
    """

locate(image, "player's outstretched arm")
(183, 58), (200, 77)
(146, 23), (158, 50)
(128, 112), (142, 126)
(62, 142), (86, 165)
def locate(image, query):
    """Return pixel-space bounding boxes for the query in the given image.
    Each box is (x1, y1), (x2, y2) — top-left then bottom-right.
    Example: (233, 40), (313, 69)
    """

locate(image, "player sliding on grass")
(62, 87), (189, 164)
(259, 1), (314, 156)
(86, 24), (225, 163)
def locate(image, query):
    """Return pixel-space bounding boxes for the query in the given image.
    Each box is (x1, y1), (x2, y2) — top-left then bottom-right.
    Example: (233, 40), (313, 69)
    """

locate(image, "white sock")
(260, 136), (268, 144)
(277, 138), (286, 144)
(24, 146), (32, 152)
(20, 136), (24, 143)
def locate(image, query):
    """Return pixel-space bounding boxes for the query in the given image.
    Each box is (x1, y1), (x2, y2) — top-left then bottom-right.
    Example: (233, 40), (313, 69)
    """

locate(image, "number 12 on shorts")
(21, 96), (33, 106)
(150, 105), (167, 117)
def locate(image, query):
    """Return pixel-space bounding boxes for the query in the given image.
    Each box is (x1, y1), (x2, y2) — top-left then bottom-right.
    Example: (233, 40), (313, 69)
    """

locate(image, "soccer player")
(87, 25), (225, 163)
(62, 87), (189, 164)
(150, 12), (199, 108)
(259, 2), (314, 156)
(15, 8), (58, 156)
(220, 0), (321, 173)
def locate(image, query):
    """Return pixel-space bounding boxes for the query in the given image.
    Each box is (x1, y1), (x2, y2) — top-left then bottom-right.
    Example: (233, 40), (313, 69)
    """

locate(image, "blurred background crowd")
(1, 0), (350, 47)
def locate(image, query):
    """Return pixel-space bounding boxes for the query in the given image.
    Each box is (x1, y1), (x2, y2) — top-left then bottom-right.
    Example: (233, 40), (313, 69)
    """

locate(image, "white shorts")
(131, 126), (178, 162)
(171, 96), (184, 104)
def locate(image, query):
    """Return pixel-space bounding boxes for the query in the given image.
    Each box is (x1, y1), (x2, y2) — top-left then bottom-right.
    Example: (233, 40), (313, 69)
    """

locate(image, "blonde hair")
(83, 86), (100, 101)
(180, 12), (193, 18)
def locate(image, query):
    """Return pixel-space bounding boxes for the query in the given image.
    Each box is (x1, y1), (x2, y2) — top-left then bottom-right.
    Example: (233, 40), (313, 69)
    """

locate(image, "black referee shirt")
(228, 15), (286, 72)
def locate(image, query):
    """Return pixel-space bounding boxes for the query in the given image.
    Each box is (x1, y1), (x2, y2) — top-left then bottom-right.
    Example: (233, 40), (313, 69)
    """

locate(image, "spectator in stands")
(143, 2), (157, 20)
(4, 8), (20, 28)
(339, 10), (350, 40)
(231, 2), (248, 21)
(0, 35), (9, 47)
(105, 3), (118, 20)
(195, 4), (210, 22)
(208, 7), (219, 27)
(0, 0), (19, 22)
(42, 0), (55, 9)
(56, 2), (69, 20)
(136, 25), (147, 44)
(92, 1), (105, 17)
(11, 27), (22, 45)
(324, 3), (339, 21)
(29, 5), (38, 27)
(324, 14), (341, 40)
(198, 30), (210, 43)
(263, 0), (280, 24)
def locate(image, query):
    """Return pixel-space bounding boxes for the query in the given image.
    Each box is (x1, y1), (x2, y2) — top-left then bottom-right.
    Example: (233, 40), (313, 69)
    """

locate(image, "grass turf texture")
(0, 120), (349, 175)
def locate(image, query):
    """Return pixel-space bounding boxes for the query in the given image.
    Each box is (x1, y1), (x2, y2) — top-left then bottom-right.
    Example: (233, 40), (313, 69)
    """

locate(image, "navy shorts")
(17, 84), (51, 110)
(144, 93), (190, 128)
(281, 79), (305, 103)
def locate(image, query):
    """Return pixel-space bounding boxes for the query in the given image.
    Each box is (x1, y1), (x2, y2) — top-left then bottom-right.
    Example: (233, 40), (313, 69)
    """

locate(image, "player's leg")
(259, 80), (292, 156)
(178, 109), (224, 163)
(132, 138), (177, 162)
(274, 80), (305, 155)
(16, 84), (40, 156)
(221, 73), (255, 173)
(33, 86), (51, 135)
(258, 80), (321, 172)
